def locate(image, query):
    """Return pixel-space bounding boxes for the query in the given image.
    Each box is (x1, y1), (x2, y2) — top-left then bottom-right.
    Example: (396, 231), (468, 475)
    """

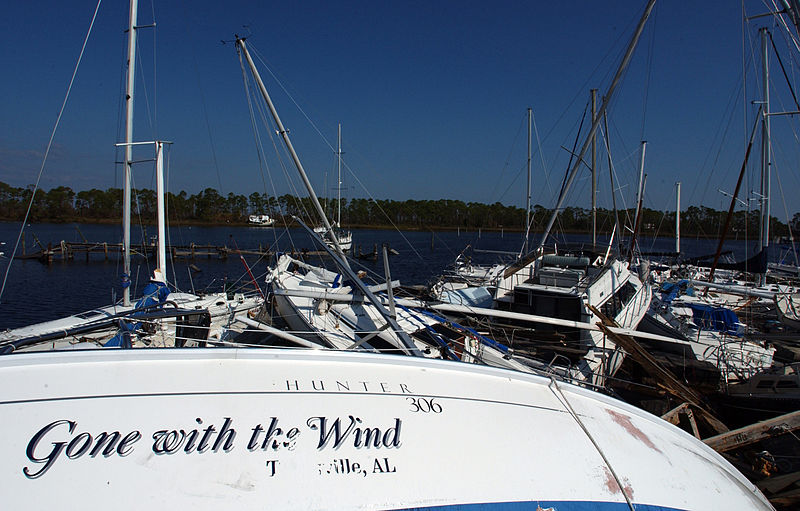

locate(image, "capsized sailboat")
(237, 37), (543, 375)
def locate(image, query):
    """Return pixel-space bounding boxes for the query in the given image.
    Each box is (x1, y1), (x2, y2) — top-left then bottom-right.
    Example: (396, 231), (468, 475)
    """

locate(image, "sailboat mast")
(633, 141), (647, 230)
(629, 141), (647, 259)
(535, 0), (656, 252)
(591, 89), (598, 247)
(337, 123), (342, 228)
(760, 27), (771, 285)
(525, 107), (532, 255)
(604, 109), (623, 253)
(155, 142), (167, 277)
(675, 181), (681, 254)
(122, 0), (138, 307)
(236, 37), (347, 262)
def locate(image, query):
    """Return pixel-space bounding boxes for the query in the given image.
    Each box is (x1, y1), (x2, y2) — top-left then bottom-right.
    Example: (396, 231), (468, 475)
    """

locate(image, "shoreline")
(0, 218), (779, 242)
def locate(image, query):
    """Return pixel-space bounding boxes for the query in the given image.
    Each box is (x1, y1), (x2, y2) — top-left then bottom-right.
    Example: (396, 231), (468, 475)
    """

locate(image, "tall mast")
(629, 141), (647, 259)
(633, 141), (647, 231)
(236, 37), (347, 262)
(235, 37), (421, 356)
(604, 109), (623, 253)
(675, 181), (681, 254)
(155, 142), (167, 278)
(760, 27), (771, 285)
(534, 0), (656, 254)
(591, 89), (598, 247)
(525, 107), (532, 255)
(706, 108), (762, 286)
(122, 0), (138, 306)
(337, 123), (342, 228)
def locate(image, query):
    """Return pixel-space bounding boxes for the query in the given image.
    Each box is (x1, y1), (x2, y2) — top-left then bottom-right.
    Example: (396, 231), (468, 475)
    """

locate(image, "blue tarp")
(659, 279), (694, 303)
(686, 303), (740, 335)
(105, 281), (170, 347)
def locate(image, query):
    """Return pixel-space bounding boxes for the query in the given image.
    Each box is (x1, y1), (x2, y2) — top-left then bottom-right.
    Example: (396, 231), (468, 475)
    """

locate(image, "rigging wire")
(770, 31), (800, 109)
(487, 111), (526, 203)
(176, 2), (237, 204)
(0, 0), (103, 304)
(549, 100), (590, 245)
(237, 48), (300, 250)
(689, 75), (746, 239)
(247, 44), (337, 155)
(532, 108), (553, 207)
(245, 46), (328, 237)
(767, 0), (800, 53)
(244, 42), (438, 271)
(531, 4), (644, 196)
(639, 1), (658, 141)
(135, 31), (156, 141)
(774, 165), (800, 266)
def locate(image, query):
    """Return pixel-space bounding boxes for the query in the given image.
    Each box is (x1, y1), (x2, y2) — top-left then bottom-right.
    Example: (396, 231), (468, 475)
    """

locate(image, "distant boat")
(313, 124), (352, 251)
(248, 214), (275, 227)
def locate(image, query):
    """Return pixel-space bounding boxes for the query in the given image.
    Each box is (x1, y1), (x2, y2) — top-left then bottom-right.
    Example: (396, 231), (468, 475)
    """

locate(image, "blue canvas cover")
(105, 281), (171, 347)
(659, 279), (694, 302)
(687, 303), (740, 335)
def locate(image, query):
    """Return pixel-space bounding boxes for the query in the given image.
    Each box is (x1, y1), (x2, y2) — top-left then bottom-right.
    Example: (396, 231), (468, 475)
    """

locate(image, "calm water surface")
(0, 221), (788, 330)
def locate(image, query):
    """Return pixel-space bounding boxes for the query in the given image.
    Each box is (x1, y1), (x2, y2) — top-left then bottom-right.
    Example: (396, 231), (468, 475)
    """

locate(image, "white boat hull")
(0, 292), (262, 351)
(0, 349), (771, 510)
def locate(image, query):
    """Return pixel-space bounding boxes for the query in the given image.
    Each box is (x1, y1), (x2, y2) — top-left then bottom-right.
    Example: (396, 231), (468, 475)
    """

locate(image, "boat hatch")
(536, 267), (585, 288)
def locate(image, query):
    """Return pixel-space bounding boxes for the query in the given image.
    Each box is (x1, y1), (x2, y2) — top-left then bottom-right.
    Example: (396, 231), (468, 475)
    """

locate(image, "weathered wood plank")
(590, 305), (729, 434)
(703, 410), (800, 453)
(757, 469), (800, 494)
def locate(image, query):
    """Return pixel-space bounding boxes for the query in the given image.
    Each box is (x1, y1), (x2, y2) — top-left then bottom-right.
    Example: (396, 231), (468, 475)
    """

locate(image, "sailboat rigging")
(314, 123), (352, 251)
(0, 2), (262, 352)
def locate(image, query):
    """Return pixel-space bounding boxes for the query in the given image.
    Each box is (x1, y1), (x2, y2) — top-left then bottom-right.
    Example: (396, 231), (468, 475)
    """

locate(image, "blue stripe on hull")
(396, 501), (686, 511)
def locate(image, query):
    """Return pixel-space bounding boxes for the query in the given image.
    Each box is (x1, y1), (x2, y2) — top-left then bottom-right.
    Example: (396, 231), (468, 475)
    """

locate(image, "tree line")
(0, 181), (795, 238)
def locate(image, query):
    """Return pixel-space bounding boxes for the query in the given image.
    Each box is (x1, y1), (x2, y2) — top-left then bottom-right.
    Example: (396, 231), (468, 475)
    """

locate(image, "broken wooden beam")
(661, 402), (701, 439)
(703, 410), (800, 453)
(589, 305), (729, 435)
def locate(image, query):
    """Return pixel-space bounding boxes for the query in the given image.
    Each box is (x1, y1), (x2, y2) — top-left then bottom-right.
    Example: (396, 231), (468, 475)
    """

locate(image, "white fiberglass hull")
(0, 292), (262, 351)
(647, 295), (775, 381)
(0, 349), (771, 510)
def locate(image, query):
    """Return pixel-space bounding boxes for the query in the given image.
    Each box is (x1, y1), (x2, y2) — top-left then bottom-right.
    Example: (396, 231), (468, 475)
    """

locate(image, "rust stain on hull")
(607, 408), (662, 454)
(603, 466), (635, 500)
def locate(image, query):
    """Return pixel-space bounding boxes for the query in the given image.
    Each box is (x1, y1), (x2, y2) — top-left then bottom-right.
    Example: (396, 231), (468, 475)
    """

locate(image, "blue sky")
(2, 1), (800, 218)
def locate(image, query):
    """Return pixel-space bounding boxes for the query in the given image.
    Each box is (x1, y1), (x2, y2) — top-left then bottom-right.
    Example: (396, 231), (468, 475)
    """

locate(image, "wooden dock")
(18, 241), (330, 264)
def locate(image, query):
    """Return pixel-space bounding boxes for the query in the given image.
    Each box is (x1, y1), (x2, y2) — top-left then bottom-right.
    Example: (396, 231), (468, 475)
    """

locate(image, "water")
(0, 221), (791, 330)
